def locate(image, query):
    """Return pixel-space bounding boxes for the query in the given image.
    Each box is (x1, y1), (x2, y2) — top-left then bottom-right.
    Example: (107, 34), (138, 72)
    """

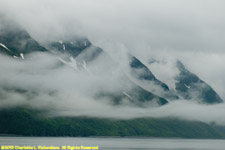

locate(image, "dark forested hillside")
(1, 108), (225, 139)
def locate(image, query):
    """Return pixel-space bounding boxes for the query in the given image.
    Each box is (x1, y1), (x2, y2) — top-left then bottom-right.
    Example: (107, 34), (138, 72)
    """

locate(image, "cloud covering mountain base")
(1, 0), (225, 126)
(0, 53), (225, 125)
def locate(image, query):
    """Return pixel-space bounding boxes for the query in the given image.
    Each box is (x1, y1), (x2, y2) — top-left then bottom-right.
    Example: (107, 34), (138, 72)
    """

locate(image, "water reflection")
(0, 137), (225, 150)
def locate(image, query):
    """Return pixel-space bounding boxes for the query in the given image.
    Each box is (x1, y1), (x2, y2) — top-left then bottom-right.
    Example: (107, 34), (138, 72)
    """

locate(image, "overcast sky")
(1, 0), (225, 124)
(1, 0), (225, 51)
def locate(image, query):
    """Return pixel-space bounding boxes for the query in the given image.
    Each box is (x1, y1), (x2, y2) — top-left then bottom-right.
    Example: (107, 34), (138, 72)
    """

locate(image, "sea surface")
(0, 137), (225, 150)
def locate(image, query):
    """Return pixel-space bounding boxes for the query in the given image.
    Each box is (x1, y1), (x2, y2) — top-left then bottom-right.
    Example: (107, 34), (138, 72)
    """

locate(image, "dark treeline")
(1, 108), (225, 138)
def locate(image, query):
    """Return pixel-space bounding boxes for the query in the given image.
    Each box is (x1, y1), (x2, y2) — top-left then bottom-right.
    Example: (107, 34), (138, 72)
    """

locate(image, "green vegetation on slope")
(1, 108), (225, 138)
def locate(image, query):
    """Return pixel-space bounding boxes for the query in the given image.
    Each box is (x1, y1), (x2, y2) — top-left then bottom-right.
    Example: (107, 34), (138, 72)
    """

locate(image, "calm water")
(0, 137), (225, 150)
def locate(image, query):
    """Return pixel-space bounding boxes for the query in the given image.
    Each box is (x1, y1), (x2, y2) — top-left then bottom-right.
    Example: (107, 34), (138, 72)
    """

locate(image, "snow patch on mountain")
(123, 91), (131, 98)
(82, 60), (91, 73)
(0, 43), (13, 54)
(20, 53), (24, 60)
(184, 83), (191, 89)
(62, 44), (66, 50)
(58, 56), (79, 71)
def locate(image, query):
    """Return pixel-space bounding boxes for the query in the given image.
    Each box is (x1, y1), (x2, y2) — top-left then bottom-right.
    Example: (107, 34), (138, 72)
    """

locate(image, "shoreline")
(0, 135), (225, 140)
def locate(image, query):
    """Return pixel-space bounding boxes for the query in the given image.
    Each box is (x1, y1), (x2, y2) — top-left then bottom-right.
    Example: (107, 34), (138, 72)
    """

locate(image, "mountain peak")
(0, 17), (47, 57)
(175, 60), (223, 104)
(49, 38), (92, 58)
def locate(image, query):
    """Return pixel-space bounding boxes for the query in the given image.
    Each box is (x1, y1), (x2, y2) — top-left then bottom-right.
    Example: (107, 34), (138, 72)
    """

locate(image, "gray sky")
(1, 0), (225, 52)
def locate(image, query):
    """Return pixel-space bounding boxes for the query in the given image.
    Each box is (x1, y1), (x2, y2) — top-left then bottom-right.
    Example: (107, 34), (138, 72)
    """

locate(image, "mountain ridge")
(0, 18), (223, 105)
(0, 17), (225, 139)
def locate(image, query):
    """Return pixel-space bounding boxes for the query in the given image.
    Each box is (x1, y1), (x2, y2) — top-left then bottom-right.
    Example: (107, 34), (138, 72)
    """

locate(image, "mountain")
(0, 17), (223, 105)
(0, 18), (169, 107)
(48, 38), (103, 67)
(0, 16), (47, 58)
(148, 59), (223, 104)
(49, 39), (93, 58)
(47, 39), (169, 106)
(175, 60), (223, 104)
(0, 17), (225, 138)
(129, 55), (179, 100)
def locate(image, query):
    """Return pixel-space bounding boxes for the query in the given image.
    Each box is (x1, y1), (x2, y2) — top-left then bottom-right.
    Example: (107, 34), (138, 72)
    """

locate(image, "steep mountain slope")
(147, 59), (223, 104)
(0, 16), (223, 105)
(49, 39), (93, 58)
(0, 17), (47, 58)
(0, 18), (169, 107)
(48, 39), (168, 106)
(175, 61), (223, 104)
(0, 17), (225, 139)
(129, 55), (178, 100)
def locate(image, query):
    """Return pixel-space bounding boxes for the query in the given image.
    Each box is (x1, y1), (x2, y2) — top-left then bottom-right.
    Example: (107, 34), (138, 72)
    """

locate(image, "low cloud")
(0, 0), (225, 125)
(0, 53), (225, 125)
